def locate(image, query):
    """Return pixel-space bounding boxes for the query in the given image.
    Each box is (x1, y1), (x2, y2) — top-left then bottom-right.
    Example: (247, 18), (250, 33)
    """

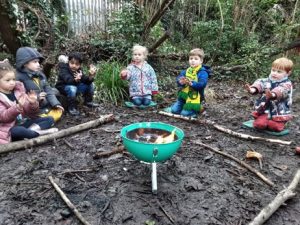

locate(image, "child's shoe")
(68, 107), (80, 116)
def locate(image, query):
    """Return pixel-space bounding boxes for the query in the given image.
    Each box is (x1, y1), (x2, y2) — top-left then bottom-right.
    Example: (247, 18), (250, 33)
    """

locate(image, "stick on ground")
(159, 111), (291, 145)
(93, 146), (125, 159)
(249, 169), (300, 225)
(0, 114), (115, 154)
(48, 176), (91, 225)
(193, 141), (274, 186)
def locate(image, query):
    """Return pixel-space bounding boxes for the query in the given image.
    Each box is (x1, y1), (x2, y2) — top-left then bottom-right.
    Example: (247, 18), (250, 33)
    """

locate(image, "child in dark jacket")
(171, 48), (211, 117)
(245, 57), (293, 132)
(0, 59), (57, 144)
(55, 52), (99, 116)
(15, 47), (64, 122)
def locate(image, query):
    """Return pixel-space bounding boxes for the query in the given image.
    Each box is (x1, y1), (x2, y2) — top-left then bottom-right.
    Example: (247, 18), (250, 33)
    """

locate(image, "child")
(120, 44), (158, 106)
(55, 52), (99, 116)
(0, 59), (58, 144)
(171, 48), (211, 117)
(245, 57), (293, 132)
(15, 47), (64, 122)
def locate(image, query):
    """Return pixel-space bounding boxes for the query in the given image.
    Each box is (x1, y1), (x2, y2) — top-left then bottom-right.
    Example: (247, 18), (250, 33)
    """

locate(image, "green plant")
(93, 61), (128, 105)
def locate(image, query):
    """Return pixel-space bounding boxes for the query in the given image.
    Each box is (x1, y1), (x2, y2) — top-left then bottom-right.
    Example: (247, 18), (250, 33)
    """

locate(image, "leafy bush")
(93, 61), (128, 105)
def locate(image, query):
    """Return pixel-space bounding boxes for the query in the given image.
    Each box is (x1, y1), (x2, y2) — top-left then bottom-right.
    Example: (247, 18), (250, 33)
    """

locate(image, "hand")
(39, 92), (47, 101)
(89, 64), (97, 77)
(74, 70), (82, 82)
(120, 69), (128, 79)
(245, 84), (256, 94)
(27, 90), (38, 103)
(17, 94), (26, 109)
(265, 89), (276, 100)
(179, 77), (186, 85)
(55, 105), (64, 112)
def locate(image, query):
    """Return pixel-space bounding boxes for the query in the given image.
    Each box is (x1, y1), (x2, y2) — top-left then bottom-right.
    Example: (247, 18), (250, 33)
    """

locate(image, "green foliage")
(93, 61), (128, 105)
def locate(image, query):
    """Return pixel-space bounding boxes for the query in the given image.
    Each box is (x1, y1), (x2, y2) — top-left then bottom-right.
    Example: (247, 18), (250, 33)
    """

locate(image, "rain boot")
(84, 93), (99, 107)
(68, 96), (80, 116)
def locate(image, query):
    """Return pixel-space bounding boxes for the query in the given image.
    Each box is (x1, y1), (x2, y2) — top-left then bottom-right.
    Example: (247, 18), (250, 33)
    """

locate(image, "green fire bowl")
(120, 122), (184, 163)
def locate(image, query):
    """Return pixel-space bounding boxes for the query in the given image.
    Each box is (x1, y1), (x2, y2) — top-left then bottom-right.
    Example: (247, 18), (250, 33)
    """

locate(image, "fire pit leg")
(152, 162), (157, 194)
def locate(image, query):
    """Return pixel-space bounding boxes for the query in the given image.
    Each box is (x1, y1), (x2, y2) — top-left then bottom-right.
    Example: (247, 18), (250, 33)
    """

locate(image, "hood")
(16, 47), (44, 70)
(201, 64), (212, 77)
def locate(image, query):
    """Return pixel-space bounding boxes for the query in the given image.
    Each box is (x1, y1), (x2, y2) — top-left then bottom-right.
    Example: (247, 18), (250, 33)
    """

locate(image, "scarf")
(178, 66), (201, 112)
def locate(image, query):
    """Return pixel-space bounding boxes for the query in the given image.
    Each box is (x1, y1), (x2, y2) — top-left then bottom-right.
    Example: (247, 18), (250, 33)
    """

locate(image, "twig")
(157, 200), (175, 224)
(193, 141), (274, 186)
(159, 111), (292, 145)
(64, 139), (75, 150)
(100, 200), (110, 214)
(48, 176), (91, 225)
(249, 169), (300, 225)
(0, 114), (115, 154)
(93, 146), (125, 159)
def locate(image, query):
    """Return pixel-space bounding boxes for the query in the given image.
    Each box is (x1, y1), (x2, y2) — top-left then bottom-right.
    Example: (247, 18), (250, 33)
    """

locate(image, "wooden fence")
(65, 0), (123, 34)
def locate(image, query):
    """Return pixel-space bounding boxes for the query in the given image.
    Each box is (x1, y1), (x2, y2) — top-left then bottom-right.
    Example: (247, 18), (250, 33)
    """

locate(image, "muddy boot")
(84, 93), (99, 108)
(68, 97), (80, 116)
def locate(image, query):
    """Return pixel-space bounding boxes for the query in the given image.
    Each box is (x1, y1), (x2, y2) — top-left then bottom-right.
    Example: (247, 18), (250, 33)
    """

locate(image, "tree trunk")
(0, 0), (21, 55)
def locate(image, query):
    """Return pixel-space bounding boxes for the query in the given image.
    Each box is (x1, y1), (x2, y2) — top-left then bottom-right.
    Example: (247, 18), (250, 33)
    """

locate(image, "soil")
(0, 80), (300, 225)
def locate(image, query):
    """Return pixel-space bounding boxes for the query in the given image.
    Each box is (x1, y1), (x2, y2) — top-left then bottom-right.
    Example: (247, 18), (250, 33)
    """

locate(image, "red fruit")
(296, 147), (300, 155)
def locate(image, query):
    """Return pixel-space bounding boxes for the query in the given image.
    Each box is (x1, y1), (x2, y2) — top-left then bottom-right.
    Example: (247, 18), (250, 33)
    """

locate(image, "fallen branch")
(249, 169), (300, 225)
(48, 176), (91, 225)
(93, 146), (125, 159)
(0, 114), (115, 154)
(159, 111), (292, 145)
(193, 141), (274, 186)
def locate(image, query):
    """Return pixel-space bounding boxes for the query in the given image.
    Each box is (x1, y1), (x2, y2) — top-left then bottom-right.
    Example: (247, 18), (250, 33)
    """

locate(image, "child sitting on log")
(170, 48), (211, 117)
(245, 57), (294, 132)
(0, 59), (58, 144)
(120, 44), (158, 106)
(55, 52), (99, 116)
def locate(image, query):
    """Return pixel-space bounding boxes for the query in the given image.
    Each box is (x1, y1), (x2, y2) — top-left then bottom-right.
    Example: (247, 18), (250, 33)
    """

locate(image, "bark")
(0, 0), (21, 55)
(0, 114), (115, 154)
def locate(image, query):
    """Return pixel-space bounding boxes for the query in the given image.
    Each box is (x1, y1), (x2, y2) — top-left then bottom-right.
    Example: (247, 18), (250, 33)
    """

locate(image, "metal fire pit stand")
(151, 148), (158, 194)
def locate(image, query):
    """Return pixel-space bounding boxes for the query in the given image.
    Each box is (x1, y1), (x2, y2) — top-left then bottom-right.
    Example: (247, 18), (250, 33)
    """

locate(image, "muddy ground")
(0, 80), (300, 225)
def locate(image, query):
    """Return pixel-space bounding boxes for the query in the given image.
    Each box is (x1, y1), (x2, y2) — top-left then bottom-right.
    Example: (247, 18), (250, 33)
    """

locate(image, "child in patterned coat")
(245, 57), (294, 132)
(120, 44), (158, 106)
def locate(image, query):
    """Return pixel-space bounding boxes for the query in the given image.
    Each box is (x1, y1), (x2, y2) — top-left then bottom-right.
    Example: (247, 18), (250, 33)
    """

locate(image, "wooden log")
(48, 176), (91, 225)
(0, 114), (115, 154)
(158, 111), (292, 145)
(249, 169), (300, 225)
(194, 141), (274, 186)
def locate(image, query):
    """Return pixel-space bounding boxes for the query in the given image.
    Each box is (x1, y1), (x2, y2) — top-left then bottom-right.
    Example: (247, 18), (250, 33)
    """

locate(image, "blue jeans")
(64, 83), (94, 98)
(10, 117), (54, 141)
(132, 97), (151, 106)
(171, 99), (197, 117)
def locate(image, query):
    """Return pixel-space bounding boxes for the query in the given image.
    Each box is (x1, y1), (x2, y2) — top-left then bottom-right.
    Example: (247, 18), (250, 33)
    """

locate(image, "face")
(25, 59), (40, 72)
(133, 50), (146, 63)
(189, 55), (203, 68)
(270, 67), (289, 81)
(0, 71), (16, 94)
(68, 58), (81, 72)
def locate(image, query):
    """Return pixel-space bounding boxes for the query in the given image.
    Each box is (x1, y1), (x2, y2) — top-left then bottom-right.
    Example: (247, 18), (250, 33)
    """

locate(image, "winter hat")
(16, 47), (45, 70)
